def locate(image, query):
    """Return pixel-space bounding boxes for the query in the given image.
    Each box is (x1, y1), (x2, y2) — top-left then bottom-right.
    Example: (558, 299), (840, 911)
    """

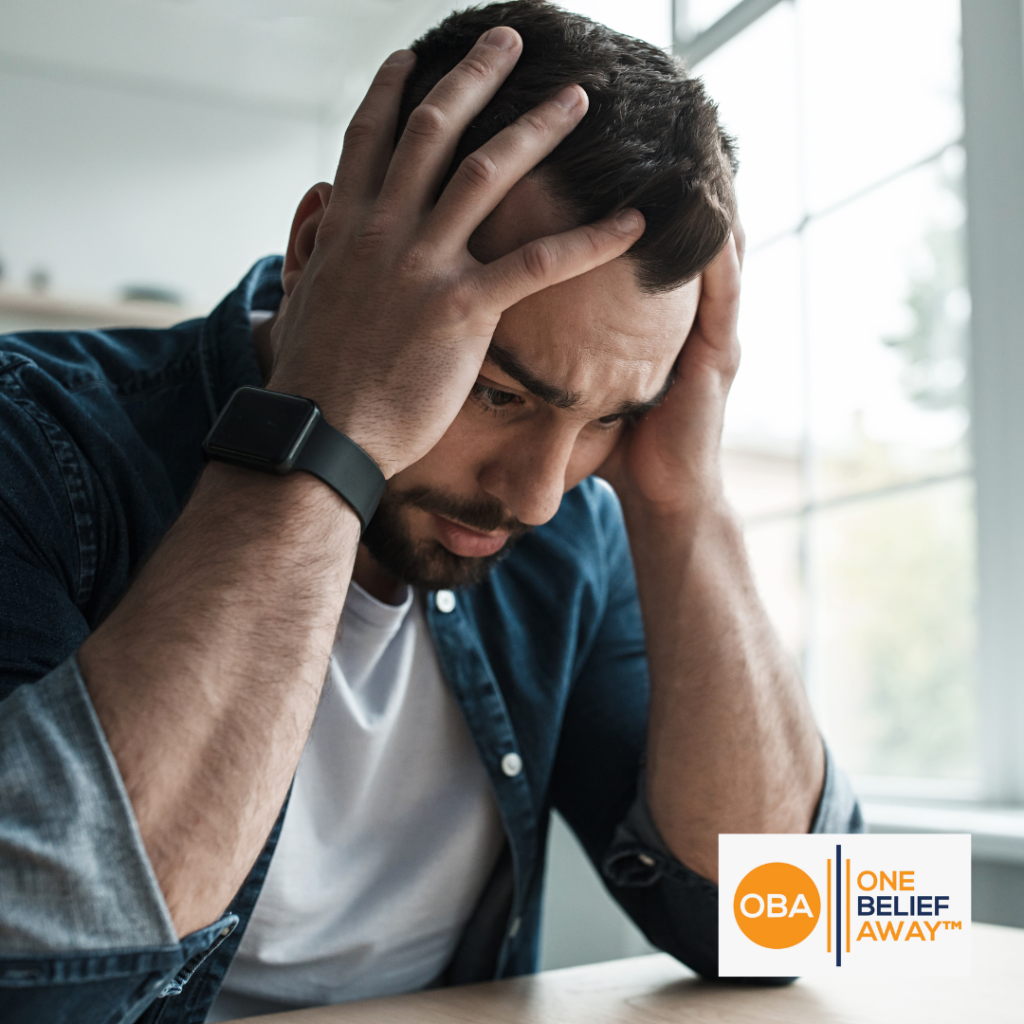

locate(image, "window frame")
(675, 0), (1024, 808)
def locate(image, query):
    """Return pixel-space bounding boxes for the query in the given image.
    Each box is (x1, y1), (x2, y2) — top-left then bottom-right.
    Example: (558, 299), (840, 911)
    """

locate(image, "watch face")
(208, 387), (316, 467)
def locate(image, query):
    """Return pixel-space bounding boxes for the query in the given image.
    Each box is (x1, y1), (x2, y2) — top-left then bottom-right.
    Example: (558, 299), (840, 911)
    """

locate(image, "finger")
(330, 49), (418, 206)
(378, 26), (523, 215)
(472, 209), (645, 312)
(692, 233), (741, 349)
(732, 218), (747, 269)
(421, 85), (588, 248)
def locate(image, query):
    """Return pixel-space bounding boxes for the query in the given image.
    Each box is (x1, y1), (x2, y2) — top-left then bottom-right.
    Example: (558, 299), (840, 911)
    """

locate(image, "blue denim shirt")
(0, 258), (862, 1024)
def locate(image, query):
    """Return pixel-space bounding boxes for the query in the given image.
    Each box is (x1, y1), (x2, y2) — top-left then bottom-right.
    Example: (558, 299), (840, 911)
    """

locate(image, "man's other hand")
(267, 27), (645, 479)
(599, 222), (745, 515)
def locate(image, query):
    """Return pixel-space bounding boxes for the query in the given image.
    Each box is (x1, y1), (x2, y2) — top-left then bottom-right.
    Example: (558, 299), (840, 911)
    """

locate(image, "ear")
(281, 182), (333, 297)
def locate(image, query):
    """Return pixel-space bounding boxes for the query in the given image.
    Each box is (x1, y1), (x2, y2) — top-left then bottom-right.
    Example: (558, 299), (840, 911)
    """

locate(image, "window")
(685, 0), (976, 793)
(560, 0), (672, 48)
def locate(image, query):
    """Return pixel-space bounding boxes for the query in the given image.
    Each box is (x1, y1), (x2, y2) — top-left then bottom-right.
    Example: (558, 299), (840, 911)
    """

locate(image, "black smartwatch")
(202, 386), (385, 531)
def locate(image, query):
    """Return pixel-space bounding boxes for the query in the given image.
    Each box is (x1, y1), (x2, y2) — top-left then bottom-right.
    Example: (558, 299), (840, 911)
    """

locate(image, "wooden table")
(237, 922), (1023, 1023)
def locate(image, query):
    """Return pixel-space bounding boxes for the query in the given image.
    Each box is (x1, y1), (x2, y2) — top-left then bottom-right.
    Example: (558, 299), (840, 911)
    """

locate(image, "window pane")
(801, 0), (962, 212)
(723, 236), (804, 519)
(559, 0), (672, 47)
(683, 0), (745, 36)
(743, 516), (804, 663)
(701, 0), (975, 789)
(812, 479), (977, 779)
(805, 153), (970, 502)
(696, 2), (801, 248)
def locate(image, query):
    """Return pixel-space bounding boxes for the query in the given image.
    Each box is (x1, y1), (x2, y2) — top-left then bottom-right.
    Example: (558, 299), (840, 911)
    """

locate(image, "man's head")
(285, 2), (735, 591)
(399, 0), (737, 292)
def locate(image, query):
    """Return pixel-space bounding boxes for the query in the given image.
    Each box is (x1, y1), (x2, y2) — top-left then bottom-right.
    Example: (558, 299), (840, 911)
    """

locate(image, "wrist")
(621, 482), (743, 576)
(203, 386), (387, 528)
(197, 461), (362, 543)
(617, 466), (731, 530)
(264, 373), (400, 480)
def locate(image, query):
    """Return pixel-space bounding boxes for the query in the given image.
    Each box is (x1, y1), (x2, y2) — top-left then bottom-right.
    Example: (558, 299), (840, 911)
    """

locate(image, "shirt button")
(435, 590), (456, 613)
(637, 853), (655, 867)
(501, 752), (523, 777)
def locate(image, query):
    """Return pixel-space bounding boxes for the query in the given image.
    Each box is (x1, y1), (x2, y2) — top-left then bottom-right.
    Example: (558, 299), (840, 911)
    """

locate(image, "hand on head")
(597, 223), (744, 512)
(266, 27), (644, 479)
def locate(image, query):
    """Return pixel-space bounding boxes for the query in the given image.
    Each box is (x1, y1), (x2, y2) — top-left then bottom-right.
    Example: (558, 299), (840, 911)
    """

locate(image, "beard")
(361, 483), (532, 590)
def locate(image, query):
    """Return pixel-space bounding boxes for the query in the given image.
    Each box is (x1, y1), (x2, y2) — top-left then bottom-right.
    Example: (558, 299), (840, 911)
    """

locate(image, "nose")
(479, 424), (578, 528)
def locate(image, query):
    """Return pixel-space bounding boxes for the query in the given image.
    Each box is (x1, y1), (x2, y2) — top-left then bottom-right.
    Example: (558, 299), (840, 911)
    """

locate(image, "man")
(0, 2), (860, 1022)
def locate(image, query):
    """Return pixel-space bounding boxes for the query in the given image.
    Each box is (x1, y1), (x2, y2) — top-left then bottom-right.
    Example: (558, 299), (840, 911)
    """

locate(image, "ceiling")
(0, 0), (464, 122)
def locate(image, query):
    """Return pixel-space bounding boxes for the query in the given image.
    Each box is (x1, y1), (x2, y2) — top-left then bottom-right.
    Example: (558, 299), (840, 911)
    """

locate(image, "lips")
(431, 514), (510, 558)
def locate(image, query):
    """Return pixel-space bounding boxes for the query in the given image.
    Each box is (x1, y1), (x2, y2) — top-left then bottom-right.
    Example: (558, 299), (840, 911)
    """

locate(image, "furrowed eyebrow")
(483, 343), (675, 419)
(611, 369), (676, 419)
(484, 344), (581, 410)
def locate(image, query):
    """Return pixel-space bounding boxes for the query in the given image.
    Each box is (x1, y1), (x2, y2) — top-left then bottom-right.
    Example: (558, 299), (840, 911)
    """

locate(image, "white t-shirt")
(208, 582), (506, 1020)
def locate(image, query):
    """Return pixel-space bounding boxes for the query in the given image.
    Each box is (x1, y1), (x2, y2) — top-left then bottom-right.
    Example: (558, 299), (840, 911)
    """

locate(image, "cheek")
(401, 404), (504, 483)
(565, 428), (621, 487)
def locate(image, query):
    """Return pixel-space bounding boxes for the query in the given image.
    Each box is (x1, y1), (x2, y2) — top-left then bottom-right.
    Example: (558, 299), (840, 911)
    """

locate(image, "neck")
(353, 544), (406, 604)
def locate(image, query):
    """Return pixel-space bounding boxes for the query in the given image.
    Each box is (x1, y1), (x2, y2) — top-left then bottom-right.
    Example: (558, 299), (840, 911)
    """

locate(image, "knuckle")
(405, 102), (448, 140)
(724, 339), (742, 377)
(515, 110), (550, 136)
(456, 151), (499, 191)
(352, 212), (391, 255)
(718, 352), (740, 383)
(343, 113), (378, 148)
(521, 240), (557, 282)
(457, 54), (492, 83)
(580, 225), (609, 259)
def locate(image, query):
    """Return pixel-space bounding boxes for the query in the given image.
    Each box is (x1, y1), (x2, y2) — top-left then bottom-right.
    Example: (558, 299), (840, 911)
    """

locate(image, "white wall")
(0, 0), (672, 311)
(0, 0), (462, 309)
(0, 67), (321, 309)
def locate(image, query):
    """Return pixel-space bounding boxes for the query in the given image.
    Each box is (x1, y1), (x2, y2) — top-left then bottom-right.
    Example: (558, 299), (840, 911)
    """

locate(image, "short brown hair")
(400, 0), (737, 291)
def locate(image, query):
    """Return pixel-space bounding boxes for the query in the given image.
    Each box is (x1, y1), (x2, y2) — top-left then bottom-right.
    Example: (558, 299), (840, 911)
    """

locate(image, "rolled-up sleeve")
(1, 656), (178, 954)
(0, 357), (239, 1023)
(601, 744), (864, 978)
(0, 657), (237, 1023)
(552, 483), (863, 980)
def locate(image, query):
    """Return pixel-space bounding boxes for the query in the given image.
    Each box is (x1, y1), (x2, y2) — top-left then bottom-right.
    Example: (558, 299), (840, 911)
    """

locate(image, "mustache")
(392, 485), (532, 537)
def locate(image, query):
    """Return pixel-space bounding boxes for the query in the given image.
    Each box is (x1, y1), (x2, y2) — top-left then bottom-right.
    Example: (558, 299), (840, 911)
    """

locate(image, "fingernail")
(483, 26), (518, 50)
(386, 49), (415, 65)
(616, 209), (643, 232)
(552, 85), (582, 109)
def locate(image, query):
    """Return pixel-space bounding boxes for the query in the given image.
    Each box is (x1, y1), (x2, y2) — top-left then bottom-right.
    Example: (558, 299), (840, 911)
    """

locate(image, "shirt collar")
(198, 255), (284, 421)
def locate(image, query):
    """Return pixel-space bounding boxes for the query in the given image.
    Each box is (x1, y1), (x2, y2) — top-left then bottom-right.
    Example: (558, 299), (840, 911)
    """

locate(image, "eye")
(595, 412), (633, 431)
(471, 382), (522, 411)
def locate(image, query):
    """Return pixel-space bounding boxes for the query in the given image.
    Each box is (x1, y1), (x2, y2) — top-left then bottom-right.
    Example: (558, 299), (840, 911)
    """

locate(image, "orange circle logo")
(733, 862), (821, 948)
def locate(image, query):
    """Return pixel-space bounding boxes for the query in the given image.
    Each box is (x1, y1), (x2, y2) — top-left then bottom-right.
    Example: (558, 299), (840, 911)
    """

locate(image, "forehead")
(475, 177), (701, 407)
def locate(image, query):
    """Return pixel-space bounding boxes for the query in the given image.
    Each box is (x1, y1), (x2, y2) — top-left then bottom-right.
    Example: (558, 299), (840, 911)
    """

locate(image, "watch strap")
(293, 412), (386, 532)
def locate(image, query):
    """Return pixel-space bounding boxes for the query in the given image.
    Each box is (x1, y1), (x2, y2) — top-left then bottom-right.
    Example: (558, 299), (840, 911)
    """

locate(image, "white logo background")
(719, 833), (971, 977)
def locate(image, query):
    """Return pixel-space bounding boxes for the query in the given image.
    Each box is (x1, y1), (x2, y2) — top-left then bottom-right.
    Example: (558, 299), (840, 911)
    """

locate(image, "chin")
(362, 516), (518, 590)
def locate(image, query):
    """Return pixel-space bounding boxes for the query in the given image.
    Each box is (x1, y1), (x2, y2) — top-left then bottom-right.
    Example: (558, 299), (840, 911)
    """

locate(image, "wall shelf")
(0, 289), (203, 330)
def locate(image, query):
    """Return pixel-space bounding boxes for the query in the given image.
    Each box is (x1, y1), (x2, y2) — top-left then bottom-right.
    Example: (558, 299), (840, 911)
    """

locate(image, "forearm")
(623, 487), (824, 882)
(79, 463), (359, 937)
(73, 24), (638, 946)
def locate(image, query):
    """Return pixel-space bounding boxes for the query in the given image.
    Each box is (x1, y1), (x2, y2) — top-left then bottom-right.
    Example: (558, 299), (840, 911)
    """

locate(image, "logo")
(733, 861), (820, 948)
(719, 834), (971, 977)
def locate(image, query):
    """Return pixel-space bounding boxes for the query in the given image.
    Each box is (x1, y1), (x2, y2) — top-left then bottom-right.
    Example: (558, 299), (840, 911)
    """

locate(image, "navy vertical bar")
(835, 844), (842, 967)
